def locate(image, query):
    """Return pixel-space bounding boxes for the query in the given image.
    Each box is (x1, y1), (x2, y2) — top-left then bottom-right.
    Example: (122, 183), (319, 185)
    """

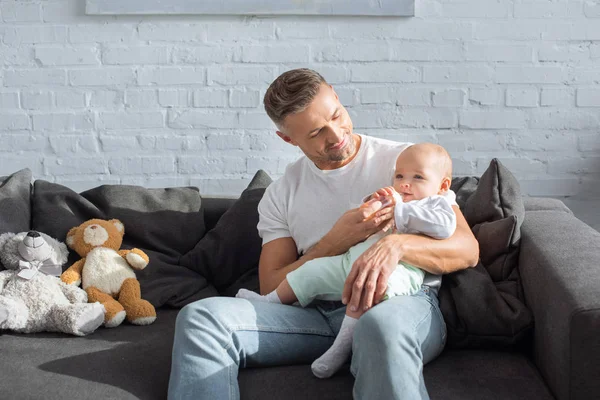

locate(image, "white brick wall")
(0, 0), (599, 198)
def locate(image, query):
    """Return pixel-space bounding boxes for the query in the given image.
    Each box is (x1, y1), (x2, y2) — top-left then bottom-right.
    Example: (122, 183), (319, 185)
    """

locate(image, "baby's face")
(393, 149), (446, 202)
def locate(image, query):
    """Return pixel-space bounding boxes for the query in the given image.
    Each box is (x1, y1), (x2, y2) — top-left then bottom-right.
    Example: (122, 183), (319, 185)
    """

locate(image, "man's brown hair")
(263, 68), (327, 129)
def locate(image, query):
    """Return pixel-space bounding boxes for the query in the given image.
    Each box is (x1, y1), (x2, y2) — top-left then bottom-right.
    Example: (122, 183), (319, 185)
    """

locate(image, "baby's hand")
(371, 186), (395, 201)
(360, 193), (394, 222)
(369, 187), (402, 208)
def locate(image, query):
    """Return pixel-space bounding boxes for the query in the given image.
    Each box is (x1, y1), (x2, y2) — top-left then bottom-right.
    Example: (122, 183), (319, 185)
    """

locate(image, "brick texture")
(0, 0), (598, 197)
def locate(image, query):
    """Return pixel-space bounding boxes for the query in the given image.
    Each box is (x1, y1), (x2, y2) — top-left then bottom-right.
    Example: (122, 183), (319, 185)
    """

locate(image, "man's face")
(277, 84), (356, 170)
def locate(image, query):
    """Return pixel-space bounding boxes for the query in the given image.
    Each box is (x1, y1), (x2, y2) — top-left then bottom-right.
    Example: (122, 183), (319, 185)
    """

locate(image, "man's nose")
(324, 125), (343, 143)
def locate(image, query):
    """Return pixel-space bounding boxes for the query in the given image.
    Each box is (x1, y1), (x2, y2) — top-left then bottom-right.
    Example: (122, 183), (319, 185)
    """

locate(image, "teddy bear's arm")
(57, 279), (88, 303)
(118, 248), (149, 271)
(0, 270), (11, 292)
(60, 258), (86, 286)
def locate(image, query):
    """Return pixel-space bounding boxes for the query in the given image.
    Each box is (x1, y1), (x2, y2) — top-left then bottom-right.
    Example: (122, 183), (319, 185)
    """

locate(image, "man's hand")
(318, 199), (394, 257)
(342, 234), (404, 312)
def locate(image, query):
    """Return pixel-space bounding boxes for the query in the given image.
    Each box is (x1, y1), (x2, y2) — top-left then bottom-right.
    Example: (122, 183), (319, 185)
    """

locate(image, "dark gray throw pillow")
(439, 159), (533, 349)
(179, 170), (272, 297)
(31, 180), (218, 308)
(0, 168), (32, 236)
(450, 176), (479, 211)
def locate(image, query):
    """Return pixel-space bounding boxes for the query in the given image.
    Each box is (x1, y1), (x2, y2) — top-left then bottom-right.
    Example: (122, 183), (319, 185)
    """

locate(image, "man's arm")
(396, 205), (478, 274)
(258, 237), (321, 294)
(342, 205), (479, 312)
(258, 200), (395, 294)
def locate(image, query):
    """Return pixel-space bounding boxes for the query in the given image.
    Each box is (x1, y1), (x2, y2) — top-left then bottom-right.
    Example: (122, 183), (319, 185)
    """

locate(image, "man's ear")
(276, 131), (298, 146)
(440, 177), (451, 193)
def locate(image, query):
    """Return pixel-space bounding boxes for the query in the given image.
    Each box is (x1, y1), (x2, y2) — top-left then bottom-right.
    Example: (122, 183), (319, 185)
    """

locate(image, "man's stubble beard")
(326, 132), (356, 162)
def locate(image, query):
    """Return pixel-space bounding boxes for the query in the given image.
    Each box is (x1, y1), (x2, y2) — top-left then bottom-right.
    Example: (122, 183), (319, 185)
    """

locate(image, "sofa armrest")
(522, 197), (573, 213)
(519, 210), (600, 400)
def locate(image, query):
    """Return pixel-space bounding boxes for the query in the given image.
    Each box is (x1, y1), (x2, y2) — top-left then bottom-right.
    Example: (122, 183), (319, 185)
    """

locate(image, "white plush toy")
(0, 231), (105, 336)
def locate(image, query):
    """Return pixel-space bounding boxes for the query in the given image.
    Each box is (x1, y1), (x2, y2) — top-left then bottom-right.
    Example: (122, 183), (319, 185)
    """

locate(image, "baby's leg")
(311, 307), (365, 378)
(235, 278), (297, 304)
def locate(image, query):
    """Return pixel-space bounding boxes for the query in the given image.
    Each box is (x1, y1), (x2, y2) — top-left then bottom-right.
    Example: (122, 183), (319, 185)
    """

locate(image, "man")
(168, 68), (479, 399)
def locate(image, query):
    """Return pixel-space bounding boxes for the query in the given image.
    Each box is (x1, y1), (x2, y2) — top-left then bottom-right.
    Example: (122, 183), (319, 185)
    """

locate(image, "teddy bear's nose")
(27, 231), (40, 238)
(90, 225), (97, 229)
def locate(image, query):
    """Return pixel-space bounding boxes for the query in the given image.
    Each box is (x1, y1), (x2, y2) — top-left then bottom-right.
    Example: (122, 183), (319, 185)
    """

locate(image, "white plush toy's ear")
(41, 233), (69, 266)
(0, 232), (16, 251)
(110, 219), (125, 234)
(66, 227), (77, 248)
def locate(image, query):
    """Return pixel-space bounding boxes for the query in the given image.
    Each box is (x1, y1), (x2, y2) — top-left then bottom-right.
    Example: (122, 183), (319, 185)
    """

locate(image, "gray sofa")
(1, 170), (599, 400)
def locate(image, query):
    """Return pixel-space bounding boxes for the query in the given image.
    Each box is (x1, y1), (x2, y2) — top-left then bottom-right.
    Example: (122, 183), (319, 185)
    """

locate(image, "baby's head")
(393, 143), (452, 202)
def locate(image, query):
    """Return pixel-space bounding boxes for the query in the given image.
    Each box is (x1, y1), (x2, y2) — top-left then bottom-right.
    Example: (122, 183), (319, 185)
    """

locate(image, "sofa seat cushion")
(1, 307), (554, 400)
(239, 350), (555, 400)
(0, 308), (180, 400)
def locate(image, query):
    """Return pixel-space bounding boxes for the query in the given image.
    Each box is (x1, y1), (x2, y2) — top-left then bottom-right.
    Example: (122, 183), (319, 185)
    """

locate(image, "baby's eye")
(395, 174), (403, 179)
(414, 175), (424, 180)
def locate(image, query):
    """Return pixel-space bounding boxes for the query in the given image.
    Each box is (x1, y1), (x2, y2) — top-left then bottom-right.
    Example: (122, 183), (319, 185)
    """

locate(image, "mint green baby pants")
(286, 235), (425, 307)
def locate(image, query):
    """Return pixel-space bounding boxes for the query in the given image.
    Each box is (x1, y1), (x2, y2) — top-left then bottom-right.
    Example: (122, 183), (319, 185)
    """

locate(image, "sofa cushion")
(31, 181), (218, 308)
(0, 308), (179, 400)
(180, 170), (272, 296)
(238, 350), (554, 400)
(439, 159), (533, 349)
(0, 307), (553, 400)
(449, 176), (479, 211)
(0, 168), (32, 237)
(523, 197), (572, 213)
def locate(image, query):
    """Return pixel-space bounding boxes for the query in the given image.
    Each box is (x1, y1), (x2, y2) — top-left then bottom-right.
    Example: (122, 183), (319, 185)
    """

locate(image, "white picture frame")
(86, 0), (414, 16)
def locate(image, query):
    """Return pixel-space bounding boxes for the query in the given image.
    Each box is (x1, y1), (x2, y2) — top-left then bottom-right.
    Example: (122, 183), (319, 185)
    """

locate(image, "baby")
(237, 143), (457, 378)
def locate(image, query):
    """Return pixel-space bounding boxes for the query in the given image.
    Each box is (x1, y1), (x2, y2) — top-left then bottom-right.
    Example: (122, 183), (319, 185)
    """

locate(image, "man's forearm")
(392, 231), (479, 275)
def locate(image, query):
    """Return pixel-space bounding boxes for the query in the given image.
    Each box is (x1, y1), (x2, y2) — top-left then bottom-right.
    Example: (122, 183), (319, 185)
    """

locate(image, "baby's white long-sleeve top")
(391, 191), (457, 240)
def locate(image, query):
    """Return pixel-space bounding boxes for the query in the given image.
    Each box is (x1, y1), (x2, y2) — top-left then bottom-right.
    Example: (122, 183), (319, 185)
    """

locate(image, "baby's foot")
(235, 289), (281, 304)
(311, 316), (357, 378)
(236, 289), (268, 302)
(311, 342), (352, 379)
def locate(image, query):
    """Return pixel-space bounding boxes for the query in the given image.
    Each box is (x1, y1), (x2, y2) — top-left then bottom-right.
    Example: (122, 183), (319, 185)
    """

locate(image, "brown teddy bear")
(60, 219), (156, 328)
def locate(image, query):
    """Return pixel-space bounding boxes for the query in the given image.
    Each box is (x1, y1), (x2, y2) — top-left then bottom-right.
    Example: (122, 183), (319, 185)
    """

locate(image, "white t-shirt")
(257, 134), (452, 290)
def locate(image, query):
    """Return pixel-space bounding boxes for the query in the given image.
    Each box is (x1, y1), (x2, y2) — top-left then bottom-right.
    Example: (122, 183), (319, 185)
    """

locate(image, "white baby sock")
(235, 288), (281, 304)
(311, 315), (358, 379)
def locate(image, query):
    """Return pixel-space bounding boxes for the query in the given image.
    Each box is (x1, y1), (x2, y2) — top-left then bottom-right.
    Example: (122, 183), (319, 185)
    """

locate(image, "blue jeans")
(168, 285), (446, 400)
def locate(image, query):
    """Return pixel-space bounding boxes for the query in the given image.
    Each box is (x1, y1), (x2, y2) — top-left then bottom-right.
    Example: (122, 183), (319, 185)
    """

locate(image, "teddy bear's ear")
(0, 232), (16, 252)
(65, 227), (77, 248)
(110, 219), (125, 234)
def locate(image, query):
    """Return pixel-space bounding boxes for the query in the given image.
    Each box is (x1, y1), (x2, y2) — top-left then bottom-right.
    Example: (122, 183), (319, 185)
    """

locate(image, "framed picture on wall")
(86, 0), (414, 16)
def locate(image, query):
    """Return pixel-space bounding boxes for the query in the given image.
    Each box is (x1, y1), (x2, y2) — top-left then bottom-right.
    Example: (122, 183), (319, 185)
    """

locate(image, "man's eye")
(310, 130), (320, 139)
(332, 114), (340, 120)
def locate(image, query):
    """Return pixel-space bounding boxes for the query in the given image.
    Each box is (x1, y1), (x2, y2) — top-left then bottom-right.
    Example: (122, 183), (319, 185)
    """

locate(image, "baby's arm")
(394, 195), (457, 239)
